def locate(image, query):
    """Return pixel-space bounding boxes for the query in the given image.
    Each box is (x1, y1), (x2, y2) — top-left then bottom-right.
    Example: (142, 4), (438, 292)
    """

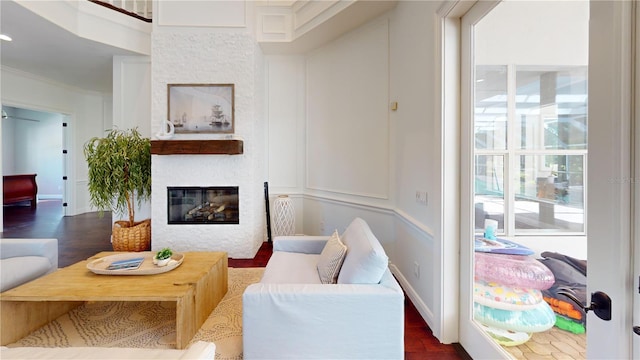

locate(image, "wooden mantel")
(151, 140), (243, 155)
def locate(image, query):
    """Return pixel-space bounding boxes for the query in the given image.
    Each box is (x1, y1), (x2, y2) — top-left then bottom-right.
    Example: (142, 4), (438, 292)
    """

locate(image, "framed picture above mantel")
(168, 84), (235, 134)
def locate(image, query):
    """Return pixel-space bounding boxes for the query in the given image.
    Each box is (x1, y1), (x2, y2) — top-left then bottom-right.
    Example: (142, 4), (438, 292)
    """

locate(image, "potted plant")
(153, 248), (173, 267)
(84, 128), (152, 251)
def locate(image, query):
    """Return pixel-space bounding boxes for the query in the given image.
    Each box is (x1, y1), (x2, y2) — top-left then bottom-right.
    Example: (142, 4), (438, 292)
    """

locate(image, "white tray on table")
(87, 252), (184, 275)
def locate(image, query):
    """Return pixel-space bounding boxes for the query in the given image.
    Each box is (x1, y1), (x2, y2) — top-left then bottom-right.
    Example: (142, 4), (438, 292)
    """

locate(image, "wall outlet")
(319, 221), (325, 233)
(413, 261), (420, 278)
(415, 191), (428, 206)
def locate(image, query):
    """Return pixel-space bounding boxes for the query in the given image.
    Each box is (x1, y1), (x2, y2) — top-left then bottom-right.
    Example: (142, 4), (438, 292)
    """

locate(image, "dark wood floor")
(2, 200), (469, 359)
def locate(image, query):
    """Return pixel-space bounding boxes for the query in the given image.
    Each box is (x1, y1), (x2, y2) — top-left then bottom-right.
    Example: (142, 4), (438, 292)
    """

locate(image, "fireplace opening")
(167, 186), (239, 224)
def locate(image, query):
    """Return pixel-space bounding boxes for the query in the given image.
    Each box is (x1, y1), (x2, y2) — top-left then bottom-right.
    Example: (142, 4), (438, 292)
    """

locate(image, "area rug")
(7, 267), (265, 360)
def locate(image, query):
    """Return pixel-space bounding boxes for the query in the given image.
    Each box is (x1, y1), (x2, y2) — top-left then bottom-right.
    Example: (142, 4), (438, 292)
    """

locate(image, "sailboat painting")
(168, 84), (235, 134)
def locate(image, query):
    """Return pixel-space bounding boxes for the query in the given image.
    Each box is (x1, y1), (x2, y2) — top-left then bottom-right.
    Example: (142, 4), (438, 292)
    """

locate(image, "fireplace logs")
(185, 202), (236, 222)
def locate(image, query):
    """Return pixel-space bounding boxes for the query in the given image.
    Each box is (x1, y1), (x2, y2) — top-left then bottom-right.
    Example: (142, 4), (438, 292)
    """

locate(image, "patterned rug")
(7, 267), (265, 360)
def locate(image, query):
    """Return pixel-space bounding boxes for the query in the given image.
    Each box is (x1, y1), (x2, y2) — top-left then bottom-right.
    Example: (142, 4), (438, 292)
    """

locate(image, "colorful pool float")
(473, 301), (556, 333)
(554, 314), (586, 334)
(478, 323), (532, 347)
(475, 236), (535, 256)
(475, 252), (555, 290)
(544, 296), (585, 322)
(474, 279), (543, 311)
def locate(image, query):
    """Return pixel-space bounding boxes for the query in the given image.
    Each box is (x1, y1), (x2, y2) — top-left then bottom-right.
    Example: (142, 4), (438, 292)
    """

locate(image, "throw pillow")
(316, 230), (347, 284)
(337, 218), (389, 284)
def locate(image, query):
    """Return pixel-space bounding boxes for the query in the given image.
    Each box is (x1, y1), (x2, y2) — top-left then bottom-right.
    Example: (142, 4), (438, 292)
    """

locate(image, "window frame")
(474, 64), (588, 237)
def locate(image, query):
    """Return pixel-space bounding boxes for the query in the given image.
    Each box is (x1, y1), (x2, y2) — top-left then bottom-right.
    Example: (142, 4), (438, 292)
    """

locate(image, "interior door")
(458, 1), (636, 358)
(587, 1), (635, 358)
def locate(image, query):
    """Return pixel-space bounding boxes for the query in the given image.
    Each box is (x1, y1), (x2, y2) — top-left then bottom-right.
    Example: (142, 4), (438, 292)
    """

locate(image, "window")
(474, 65), (587, 235)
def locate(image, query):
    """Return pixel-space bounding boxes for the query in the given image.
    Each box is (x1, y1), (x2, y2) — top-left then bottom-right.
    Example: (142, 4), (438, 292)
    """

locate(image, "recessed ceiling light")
(0, 34), (13, 42)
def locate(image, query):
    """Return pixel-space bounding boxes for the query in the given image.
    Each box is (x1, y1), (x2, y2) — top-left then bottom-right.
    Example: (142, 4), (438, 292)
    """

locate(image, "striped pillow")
(317, 230), (347, 284)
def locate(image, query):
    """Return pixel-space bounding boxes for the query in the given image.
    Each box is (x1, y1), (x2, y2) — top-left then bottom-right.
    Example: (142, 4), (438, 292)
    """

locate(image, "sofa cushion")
(1, 256), (52, 292)
(316, 230), (347, 284)
(337, 218), (389, 284)
(261, 251), (322, 284)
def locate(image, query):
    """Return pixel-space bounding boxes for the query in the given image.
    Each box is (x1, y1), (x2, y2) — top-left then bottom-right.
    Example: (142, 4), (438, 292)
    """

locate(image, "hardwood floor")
(2, 201), (114, 267)
(2, 200), (469, 359)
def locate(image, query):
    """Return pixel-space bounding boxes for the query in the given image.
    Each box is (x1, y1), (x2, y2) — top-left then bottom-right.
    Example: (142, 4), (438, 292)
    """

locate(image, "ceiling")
(1, 1), (141, 93)
(1, 1), (396, 93)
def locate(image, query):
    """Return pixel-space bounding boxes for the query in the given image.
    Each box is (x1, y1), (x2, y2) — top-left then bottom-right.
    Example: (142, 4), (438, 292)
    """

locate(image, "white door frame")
(0, 102), (76, 217)
(437, 0), (508, 357)
(634, 3), (640, 357)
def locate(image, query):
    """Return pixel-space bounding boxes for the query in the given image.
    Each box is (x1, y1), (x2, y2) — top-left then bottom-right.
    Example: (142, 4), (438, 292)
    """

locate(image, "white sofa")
(0, 341), (216, 359)
(0, 238), (58, 292)
(243, 218), (404, 359)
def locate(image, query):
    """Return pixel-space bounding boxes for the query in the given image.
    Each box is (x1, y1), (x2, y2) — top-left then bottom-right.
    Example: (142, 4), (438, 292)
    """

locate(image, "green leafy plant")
(84, 128), (151, 227)
(155, 248), (173, 260)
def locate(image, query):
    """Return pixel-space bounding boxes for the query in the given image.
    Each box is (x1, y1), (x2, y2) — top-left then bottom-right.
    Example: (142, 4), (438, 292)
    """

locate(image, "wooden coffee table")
(0, 251), (227, 349)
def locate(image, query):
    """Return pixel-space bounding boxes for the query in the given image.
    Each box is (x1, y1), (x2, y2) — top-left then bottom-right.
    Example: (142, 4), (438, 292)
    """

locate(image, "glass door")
(460, 1), (593, 358)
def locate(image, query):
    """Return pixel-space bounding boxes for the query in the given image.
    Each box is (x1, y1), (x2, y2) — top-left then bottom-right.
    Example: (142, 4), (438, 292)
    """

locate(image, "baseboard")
(38, 194), (63, 200)
(389, 263), (435, 327)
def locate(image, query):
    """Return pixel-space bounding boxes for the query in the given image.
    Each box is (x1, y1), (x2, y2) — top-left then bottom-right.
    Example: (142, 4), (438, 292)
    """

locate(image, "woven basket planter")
(112, 219), (151, 252)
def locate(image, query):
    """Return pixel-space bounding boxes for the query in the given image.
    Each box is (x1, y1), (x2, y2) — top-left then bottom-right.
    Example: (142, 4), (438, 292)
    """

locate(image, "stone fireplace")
(150, 140), (264, 258)
(150, 30), (265, 258)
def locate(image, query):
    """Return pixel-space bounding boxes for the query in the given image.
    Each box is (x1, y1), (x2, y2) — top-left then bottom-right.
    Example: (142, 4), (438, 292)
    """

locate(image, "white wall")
(113, 56), (152, 137)
(388, 0), (445, 339)
(263, 1), (447, 340)
(303, 195), (395, 244)
(282, 14), (398, 255)
(156, 0), (247, 28)
(1, 67), (110, 217)
(112, 56), (152, 222)
(306, 18), (390, 200)
(1, 112), (16, 174)
(264, 56), (306, 234)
